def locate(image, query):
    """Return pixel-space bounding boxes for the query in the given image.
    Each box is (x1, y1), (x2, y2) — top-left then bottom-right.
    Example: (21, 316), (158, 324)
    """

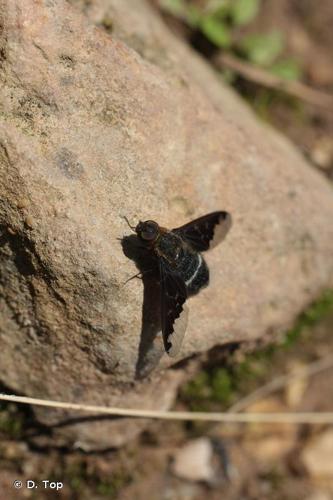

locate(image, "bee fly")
(124, 211), (232, 357)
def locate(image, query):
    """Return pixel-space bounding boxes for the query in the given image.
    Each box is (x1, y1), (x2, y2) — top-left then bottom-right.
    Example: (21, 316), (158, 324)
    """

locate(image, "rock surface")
(172, 438), (215, 482)
(0, 0), (333, 448)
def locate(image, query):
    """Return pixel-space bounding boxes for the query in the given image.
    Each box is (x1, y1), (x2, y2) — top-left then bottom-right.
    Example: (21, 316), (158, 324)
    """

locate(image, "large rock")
(0, 0), (333, 448)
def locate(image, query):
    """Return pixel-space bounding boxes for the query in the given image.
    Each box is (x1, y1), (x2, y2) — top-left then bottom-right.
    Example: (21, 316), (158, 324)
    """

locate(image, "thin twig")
(228, 356), (333, 413)
(0, 393), (333, 424)
(215, 52), (333, 111)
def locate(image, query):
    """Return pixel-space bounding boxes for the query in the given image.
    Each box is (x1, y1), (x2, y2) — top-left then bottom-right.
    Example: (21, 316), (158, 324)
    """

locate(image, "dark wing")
(172, 211), (232, 252)
(159, 259), (188, 357)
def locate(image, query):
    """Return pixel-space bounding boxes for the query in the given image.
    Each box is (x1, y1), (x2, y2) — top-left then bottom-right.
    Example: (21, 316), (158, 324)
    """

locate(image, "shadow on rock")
(120, 235), (165, 379)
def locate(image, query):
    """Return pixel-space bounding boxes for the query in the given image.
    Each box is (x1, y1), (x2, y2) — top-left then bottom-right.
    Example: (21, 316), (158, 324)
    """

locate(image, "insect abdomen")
(179, 251), (209, 296)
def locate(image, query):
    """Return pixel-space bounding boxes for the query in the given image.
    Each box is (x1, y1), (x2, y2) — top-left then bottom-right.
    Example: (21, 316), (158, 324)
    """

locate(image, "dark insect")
(125, 211), (232, 357)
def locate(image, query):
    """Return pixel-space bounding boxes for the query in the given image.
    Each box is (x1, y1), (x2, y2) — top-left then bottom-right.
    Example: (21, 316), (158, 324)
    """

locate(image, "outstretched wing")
(159, 260), (188, 357)
(172, 211), (232, 252)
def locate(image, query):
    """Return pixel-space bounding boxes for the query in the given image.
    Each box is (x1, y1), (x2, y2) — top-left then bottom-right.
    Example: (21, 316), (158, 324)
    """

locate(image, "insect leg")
(123, 269), (154, 285)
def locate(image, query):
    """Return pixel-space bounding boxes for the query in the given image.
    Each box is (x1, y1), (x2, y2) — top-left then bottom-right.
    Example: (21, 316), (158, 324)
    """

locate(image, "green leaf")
(231, 0), (260, 26)
(200, 15), (232, 48)
(240, 31), (284, 66)
(270, 59), (302, 81)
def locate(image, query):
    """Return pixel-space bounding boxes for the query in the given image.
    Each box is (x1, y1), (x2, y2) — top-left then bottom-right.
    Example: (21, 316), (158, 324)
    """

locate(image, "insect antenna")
(122, 215), (136, 232)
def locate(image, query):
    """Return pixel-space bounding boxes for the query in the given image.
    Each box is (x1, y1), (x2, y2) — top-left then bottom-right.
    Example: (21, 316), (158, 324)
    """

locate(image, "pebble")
(172, 438), (215, 482)
(301, 430), (333, 477)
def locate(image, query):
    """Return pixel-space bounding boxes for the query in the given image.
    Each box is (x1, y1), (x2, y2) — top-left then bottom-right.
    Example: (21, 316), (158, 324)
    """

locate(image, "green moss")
(260, 467), (285, 491)
(210, 368), (233, 403)
(283, 289), (333, 347)
(0, 404), (23, 438)
(182, 367), (238, 410)
(65, 463), (85, 492)
(101, 15), (113, 33)
(96, 471), (131, 498)
(96, 481), (115, 496)
(181, 372), (211, 410)
(63, 460), (132, 498)
(249, 88), (306, 123)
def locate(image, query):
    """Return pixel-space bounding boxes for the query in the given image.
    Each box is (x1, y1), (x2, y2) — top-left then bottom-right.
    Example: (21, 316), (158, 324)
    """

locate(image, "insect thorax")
(155, 231), (182, 262)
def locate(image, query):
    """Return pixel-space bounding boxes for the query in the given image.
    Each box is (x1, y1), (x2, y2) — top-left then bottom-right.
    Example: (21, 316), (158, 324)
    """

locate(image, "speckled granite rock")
(0, 0), (333, 448)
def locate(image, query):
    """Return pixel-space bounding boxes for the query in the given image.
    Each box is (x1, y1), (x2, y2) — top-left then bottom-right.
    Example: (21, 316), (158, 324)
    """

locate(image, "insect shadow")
(120, 235), (165, 379)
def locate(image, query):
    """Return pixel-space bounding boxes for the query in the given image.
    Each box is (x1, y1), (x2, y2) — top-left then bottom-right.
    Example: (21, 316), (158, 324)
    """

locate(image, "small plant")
(282, 289), (333, 348)
(181, 290), (333, 410)
(160, 0), (302, 82)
